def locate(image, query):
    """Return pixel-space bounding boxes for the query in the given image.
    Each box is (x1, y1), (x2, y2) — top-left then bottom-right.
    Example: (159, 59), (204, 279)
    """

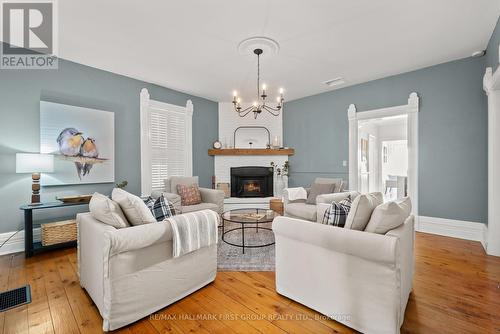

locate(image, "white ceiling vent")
(323, 77), (346, 87)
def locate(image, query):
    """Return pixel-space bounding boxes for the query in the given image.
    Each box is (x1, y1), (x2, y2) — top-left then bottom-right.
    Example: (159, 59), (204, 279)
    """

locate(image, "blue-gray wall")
(0, 50), (218, 233)
(486, 16), (500, 71)
(284, 56), (488, 224)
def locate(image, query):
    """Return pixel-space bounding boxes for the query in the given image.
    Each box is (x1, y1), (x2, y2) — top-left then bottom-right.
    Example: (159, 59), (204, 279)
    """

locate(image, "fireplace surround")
(231, 166), (273, 198)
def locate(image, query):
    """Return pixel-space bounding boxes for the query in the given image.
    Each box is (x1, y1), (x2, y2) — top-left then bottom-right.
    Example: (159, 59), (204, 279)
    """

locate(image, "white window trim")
(348, 92), (419, 225)
(483, 66), (500, 256)
(140, 88), (193, 196)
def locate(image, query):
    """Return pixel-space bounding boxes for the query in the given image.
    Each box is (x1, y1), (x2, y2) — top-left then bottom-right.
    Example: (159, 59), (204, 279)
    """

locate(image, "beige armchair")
(152, 176), (224, 214)
(283, 177), (345, 222)
(273, 214), (414, 334)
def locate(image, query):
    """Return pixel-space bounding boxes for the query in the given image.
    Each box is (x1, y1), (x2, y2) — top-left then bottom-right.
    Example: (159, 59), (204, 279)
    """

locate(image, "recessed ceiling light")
(323, 77), (346, 87)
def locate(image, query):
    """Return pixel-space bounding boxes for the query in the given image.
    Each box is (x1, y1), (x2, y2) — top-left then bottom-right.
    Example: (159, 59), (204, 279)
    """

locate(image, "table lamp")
(16, 153), (54, 204)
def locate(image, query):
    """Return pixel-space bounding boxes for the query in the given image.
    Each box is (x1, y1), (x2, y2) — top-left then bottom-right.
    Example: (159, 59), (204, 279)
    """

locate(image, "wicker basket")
(41, 219), (77, 246)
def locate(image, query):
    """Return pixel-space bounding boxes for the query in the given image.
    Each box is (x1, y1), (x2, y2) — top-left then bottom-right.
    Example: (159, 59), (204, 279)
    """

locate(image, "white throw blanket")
(286, 187), (308, 201)
(167, 209), (219, 258)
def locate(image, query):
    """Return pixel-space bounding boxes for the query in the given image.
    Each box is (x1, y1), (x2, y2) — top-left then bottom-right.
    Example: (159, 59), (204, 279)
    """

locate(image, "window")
(140, 88), (193, 195)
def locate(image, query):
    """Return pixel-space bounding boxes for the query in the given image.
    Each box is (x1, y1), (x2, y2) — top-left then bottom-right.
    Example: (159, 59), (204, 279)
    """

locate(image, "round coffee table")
(221, 208), (277, 254)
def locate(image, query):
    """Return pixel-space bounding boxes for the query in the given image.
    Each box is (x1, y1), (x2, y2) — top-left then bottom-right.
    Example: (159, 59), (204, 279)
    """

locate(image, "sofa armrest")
(106, 221), (173, 256)
(199, 188), (224, 213)
(273, 216), (397, 264)
(316, 191), (357, 204)
(77, 212), (116, 311)
(283, 187), (310, 206)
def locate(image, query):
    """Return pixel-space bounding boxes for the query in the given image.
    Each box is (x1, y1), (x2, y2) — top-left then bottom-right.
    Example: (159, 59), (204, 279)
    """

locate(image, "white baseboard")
(417, 216), (487, 251)
(0, 228), (41, 256)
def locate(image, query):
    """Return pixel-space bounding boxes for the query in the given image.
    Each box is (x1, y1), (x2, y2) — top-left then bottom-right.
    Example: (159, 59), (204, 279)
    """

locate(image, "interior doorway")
(358, 115), (408, 200)
(348, 92), (419, 218)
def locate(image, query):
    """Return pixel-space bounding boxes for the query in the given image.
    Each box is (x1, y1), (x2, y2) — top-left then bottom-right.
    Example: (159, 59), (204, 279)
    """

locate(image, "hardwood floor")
(0, 232), (499, 334)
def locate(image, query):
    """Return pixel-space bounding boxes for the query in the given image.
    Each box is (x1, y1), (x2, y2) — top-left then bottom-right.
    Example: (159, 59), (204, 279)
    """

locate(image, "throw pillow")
(344, 192), (383, 230)
(322, 195), (352, 227)
(111, 188), (156, 225)
(177, 184), (202, 206)
(306, 182), (335, 204)
(143, 196), (155, 210)
(365, 197), (412, 234)
(144, 195), (176, 222)
(89, 192), (129, 228)
(169, 176), (199, 195)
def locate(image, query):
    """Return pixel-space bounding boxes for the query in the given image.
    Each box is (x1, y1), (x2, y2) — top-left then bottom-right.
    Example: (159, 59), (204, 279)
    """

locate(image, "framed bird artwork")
(40, 101), (115, 185)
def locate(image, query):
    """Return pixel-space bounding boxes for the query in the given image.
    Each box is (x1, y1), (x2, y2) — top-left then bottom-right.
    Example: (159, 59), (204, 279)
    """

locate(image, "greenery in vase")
(116, 180), (128, 189)
(271, 161), (289, 177)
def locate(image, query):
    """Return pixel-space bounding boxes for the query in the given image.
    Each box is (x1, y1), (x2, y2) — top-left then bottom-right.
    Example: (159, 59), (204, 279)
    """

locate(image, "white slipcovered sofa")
(77, 212), (217, 331)
(283, 177), (345, 222)
(273, 203), (414, 333)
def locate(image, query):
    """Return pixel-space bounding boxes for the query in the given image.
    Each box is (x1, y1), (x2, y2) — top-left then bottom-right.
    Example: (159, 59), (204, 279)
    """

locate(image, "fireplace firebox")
(231, 166), (273, 198)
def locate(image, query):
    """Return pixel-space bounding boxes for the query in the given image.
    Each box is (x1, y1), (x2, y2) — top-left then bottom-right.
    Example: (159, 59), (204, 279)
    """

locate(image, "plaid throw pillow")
(176, 184), (202, 206)
(143, 195), (176, 222)
(143, 196), (155, 210)
(322, 195), (352, 227)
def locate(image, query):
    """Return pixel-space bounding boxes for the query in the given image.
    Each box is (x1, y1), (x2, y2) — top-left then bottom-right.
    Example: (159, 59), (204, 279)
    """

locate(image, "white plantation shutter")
(140, 89), (193, 195)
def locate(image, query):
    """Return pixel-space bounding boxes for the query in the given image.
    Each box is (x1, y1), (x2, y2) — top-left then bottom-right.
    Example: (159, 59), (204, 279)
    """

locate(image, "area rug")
(217, 221), (275, 271)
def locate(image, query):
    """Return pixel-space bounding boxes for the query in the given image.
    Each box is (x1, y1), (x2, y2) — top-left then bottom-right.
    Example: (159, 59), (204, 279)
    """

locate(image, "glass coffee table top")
(221, 208), (277, 224)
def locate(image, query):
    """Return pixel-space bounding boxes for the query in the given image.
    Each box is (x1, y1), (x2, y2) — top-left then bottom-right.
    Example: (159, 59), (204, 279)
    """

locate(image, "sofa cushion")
(89, 192), (129, 228)
(166, 176), (199, 195)
(181, 202), (219, 213)
(315, 177), (343, 192)
(344, 192), (383, 230)
(112, 188), (156, 225)
(306, 182), (335, 204)
(286, 203), (317, 221)
(177, 184), (202, 206)
(365, 197), (412, 234)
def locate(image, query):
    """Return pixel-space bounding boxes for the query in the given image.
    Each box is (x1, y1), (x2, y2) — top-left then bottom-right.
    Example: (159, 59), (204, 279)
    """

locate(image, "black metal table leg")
(24, 209), (33, 258)
(242, 223), (245, 254)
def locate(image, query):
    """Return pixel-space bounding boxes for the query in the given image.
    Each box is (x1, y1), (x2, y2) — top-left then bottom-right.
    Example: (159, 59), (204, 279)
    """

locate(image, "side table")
(20, 201), (89, 258)
(269, 198), (284, 215)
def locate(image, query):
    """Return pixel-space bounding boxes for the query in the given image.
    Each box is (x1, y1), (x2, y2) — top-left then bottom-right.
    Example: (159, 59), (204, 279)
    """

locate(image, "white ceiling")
(57, 0), (500, 102)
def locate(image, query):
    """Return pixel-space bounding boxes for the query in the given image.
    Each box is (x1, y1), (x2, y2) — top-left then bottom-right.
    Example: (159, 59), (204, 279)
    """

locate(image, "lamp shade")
(16, 153), (54, 173)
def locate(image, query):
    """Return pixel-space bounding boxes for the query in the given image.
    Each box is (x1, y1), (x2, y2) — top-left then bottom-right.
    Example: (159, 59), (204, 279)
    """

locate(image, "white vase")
(276, 175), (285, 198)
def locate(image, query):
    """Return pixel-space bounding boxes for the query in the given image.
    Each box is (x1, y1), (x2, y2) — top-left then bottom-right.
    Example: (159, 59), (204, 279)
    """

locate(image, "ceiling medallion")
(232, 47), (284, 119)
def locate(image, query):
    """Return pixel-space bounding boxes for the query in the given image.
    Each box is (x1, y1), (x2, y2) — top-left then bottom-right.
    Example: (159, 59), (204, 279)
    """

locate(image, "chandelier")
(232, 48), (284, 119)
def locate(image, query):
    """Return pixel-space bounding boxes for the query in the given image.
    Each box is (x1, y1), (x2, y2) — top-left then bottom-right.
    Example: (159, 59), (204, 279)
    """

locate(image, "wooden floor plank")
(3, 260), (29, 334)
(0, 254), (12, 334)
(55, 256), (103, 334)
(0, 232), (498, 333)
(41, 257), (80, 334)
(188, 287), (267, 334)
(26, 262), (54, 334)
